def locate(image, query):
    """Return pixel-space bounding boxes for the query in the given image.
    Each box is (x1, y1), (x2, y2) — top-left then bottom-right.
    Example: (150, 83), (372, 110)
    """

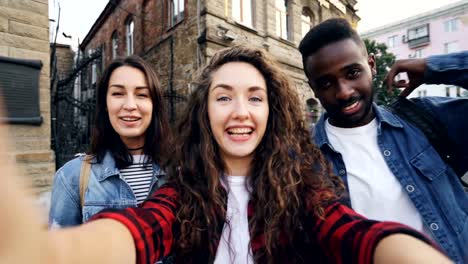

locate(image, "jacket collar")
(314, 103), (404, 150)
(91, 151), (165, 181)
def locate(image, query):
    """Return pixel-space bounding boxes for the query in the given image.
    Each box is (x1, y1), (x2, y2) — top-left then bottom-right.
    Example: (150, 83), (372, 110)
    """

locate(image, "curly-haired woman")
(0, 46), (450, 264)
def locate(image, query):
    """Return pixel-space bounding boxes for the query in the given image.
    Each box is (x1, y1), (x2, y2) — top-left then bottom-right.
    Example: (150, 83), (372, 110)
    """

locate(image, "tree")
(364, 39), (399, 105)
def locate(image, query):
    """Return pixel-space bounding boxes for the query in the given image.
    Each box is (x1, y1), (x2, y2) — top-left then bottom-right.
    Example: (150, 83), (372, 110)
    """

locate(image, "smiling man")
(299, 18), (468, 263)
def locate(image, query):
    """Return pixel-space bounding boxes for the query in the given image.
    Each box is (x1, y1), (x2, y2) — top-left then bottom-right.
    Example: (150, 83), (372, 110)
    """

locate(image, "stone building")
(81, 0), (359, 122)
(0, 0), (54, 194)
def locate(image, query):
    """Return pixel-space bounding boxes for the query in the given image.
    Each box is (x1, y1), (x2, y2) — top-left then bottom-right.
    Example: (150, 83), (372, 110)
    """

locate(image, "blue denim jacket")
(49, 152), (165, 227)
(314, 52), (468, 262)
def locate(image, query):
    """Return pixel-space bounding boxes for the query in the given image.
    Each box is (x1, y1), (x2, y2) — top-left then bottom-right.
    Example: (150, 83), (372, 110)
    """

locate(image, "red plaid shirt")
(92, 184), (435, 264)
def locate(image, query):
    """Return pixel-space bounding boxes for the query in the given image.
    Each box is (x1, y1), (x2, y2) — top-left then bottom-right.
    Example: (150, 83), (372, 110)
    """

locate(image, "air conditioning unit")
(402, 35), (408, 43)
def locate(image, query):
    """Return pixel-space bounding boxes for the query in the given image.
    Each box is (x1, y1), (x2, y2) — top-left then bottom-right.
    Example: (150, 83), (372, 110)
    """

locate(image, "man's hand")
(385, 58), (427, 97)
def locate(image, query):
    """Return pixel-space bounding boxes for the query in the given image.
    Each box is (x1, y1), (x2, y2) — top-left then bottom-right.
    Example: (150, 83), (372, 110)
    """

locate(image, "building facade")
(361, 0), (468, 98)
(0, 0), (54, 195)
(80, 0), (359, 123)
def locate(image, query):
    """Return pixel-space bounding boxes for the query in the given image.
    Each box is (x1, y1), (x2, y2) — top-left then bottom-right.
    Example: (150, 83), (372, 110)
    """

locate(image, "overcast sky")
(49, 0), (463, 48)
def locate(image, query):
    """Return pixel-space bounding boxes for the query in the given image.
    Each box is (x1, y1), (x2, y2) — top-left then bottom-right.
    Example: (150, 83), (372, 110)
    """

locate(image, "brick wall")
(0, 0), (55, 195)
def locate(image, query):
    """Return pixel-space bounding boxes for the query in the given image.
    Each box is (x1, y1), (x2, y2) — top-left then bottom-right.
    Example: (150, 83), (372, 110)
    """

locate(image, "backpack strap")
(79, 155), (92, 208)
(385, 97), (466, 187)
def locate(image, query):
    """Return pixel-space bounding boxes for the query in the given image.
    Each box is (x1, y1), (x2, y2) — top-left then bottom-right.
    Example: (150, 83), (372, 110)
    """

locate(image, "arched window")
(126, 18), (134, 55)
(301, 7), (314, 37)
(111, 31), (118, 59)
(232, 0), (253, 27)
(275, 0), (291, 40)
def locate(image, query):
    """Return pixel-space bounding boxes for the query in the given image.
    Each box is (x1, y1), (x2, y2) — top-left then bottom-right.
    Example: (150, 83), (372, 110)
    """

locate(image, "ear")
(367, 53), (377, 77)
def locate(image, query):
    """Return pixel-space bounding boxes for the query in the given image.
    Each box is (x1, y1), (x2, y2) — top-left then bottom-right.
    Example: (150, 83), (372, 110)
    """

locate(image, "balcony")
(408, 36), (430, 48)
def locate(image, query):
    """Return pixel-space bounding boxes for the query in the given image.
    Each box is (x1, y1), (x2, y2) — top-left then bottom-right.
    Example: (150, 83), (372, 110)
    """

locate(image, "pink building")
(361, 0), (468, 97)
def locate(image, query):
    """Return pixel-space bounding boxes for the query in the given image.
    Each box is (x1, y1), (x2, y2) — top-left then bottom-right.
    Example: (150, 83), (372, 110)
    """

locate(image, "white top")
(325, 118), (427, 233)
(120, 155), (153, 204)
(214, 175), (254, 264)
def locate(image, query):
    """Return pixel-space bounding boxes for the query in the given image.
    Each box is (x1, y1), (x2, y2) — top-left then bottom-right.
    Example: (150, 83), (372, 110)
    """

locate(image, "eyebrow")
(109, 84), (149, 90)
(314, 63), (363, 81)
(211, 83), (266, 92)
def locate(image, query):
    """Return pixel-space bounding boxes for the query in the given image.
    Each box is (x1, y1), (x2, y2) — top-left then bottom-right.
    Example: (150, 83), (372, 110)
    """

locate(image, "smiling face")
(106, 66), (153, 149)
(208, 62), (269, 175)
(305, 38), (376, 128)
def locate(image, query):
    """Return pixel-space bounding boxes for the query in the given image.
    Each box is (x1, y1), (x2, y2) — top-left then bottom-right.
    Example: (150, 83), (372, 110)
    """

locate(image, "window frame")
(232, 0), (254, 27)
(169, 0), (185, 27)
(126, 18), (134, 55)
(111, 31), (118, 59)
(275, 0), (291, 40)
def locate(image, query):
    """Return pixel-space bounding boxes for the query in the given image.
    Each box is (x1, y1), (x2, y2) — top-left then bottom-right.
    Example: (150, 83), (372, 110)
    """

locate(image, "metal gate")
(51, 49), (102, 169)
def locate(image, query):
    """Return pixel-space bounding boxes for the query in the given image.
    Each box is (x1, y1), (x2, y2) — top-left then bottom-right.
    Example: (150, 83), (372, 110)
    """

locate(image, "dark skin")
(385, 58), (428, 97)
(305, 39), (377, 128)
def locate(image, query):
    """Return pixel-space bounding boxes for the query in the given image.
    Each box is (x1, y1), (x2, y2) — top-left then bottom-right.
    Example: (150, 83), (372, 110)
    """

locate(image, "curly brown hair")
(168, 45), (343, 263)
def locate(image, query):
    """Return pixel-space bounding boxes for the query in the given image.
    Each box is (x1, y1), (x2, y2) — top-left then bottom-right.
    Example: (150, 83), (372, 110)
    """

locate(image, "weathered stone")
(15, 151), (54, 163)
(0, 6), (48, 27)
(0, 15), (7, 32)
(8, 0), (48, 16)
(9, 20), (48, 40)
(0, 45), (7, 55)
(0, 31), (49, 52)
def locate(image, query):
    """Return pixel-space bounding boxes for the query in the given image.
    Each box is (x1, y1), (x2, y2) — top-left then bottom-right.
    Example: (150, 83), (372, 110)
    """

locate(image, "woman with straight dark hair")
(0, 46), (450, 264)
(49, 56), (171, 227)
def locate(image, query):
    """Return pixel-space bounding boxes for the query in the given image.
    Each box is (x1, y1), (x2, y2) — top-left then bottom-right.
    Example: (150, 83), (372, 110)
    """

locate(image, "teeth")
(227, 127), (252, 134)
(343, 101), (359, 111)
(121, 117), (139, 121)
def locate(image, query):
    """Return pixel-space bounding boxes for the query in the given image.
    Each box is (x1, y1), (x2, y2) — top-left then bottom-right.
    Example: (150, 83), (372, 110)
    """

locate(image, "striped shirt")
(92, 184), (437, 264)
(120, 155), (153, 204)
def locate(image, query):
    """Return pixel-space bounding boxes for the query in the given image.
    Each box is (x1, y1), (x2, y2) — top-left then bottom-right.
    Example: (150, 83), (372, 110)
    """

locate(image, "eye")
(249, 96), (262, 102)
(347, 68), (361, 79)
(216, 96), (231, 102)
(316, 79), (332, 90)
(137, 93), (149, 98)
(111, 92), (123, 96)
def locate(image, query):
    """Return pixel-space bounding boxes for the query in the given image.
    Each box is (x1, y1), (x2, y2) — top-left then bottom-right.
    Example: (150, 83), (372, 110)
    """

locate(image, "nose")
(232, 99), (249, 120)
(123, 95), (137, 111)
(336, 79), (354, 101)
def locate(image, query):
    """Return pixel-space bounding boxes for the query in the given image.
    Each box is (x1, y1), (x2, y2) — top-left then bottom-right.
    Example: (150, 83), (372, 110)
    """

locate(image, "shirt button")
(339, 169), (346, 175)
(383, 150), (391, 156)
(430, 223), (439, 231)
(406, 185), (415, 193)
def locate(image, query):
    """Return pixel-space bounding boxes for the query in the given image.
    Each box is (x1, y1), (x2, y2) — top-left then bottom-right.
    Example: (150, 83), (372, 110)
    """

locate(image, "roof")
(80, 0), (121, 50)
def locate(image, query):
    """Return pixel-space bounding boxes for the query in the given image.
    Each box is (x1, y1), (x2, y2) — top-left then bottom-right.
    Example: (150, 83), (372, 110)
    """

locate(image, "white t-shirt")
(325, 118), (427, 233)
(214, 175), (254, 264)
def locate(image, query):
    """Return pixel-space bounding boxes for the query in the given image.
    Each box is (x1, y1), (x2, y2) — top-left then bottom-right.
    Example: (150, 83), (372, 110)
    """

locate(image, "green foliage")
(364, 39), (399, 106)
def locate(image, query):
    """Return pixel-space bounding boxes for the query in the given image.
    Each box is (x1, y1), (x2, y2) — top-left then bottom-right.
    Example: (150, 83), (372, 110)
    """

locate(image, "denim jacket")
(49, 152), (165, 227)
(314, 52), (468, 262)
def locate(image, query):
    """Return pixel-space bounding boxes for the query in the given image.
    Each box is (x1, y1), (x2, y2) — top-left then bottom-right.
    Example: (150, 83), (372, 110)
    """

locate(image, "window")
(444, 18), (458, 32)
(233, 0), (253, 27)
(446, 87), (450, 97)
(111, 32), (118, 59)
(407, 24), (428, 40)
(387, 35), (397, 48)
(444, 41), (459, 53)
(301, 8), (314, 38)
(169, 0), (184, 27)
(275, 0), (290, 40)
(0, 57), (43, 125)
(414, 49), (423, 58)
(91, 63), (97, 84)
(126, 18), (134, 55)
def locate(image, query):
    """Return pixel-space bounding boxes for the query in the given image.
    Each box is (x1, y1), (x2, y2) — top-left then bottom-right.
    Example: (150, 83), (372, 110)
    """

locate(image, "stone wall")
(0, 0), (54, 194)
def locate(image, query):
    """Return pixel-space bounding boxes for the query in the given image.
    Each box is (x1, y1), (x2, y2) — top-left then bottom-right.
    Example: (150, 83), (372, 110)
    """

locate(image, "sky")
(49, 0), (463, 48)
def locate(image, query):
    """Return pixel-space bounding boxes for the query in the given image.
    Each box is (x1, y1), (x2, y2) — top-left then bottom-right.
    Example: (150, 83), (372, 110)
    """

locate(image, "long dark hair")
(90, 56), (171, 167)
(168, 46), (343, 263)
